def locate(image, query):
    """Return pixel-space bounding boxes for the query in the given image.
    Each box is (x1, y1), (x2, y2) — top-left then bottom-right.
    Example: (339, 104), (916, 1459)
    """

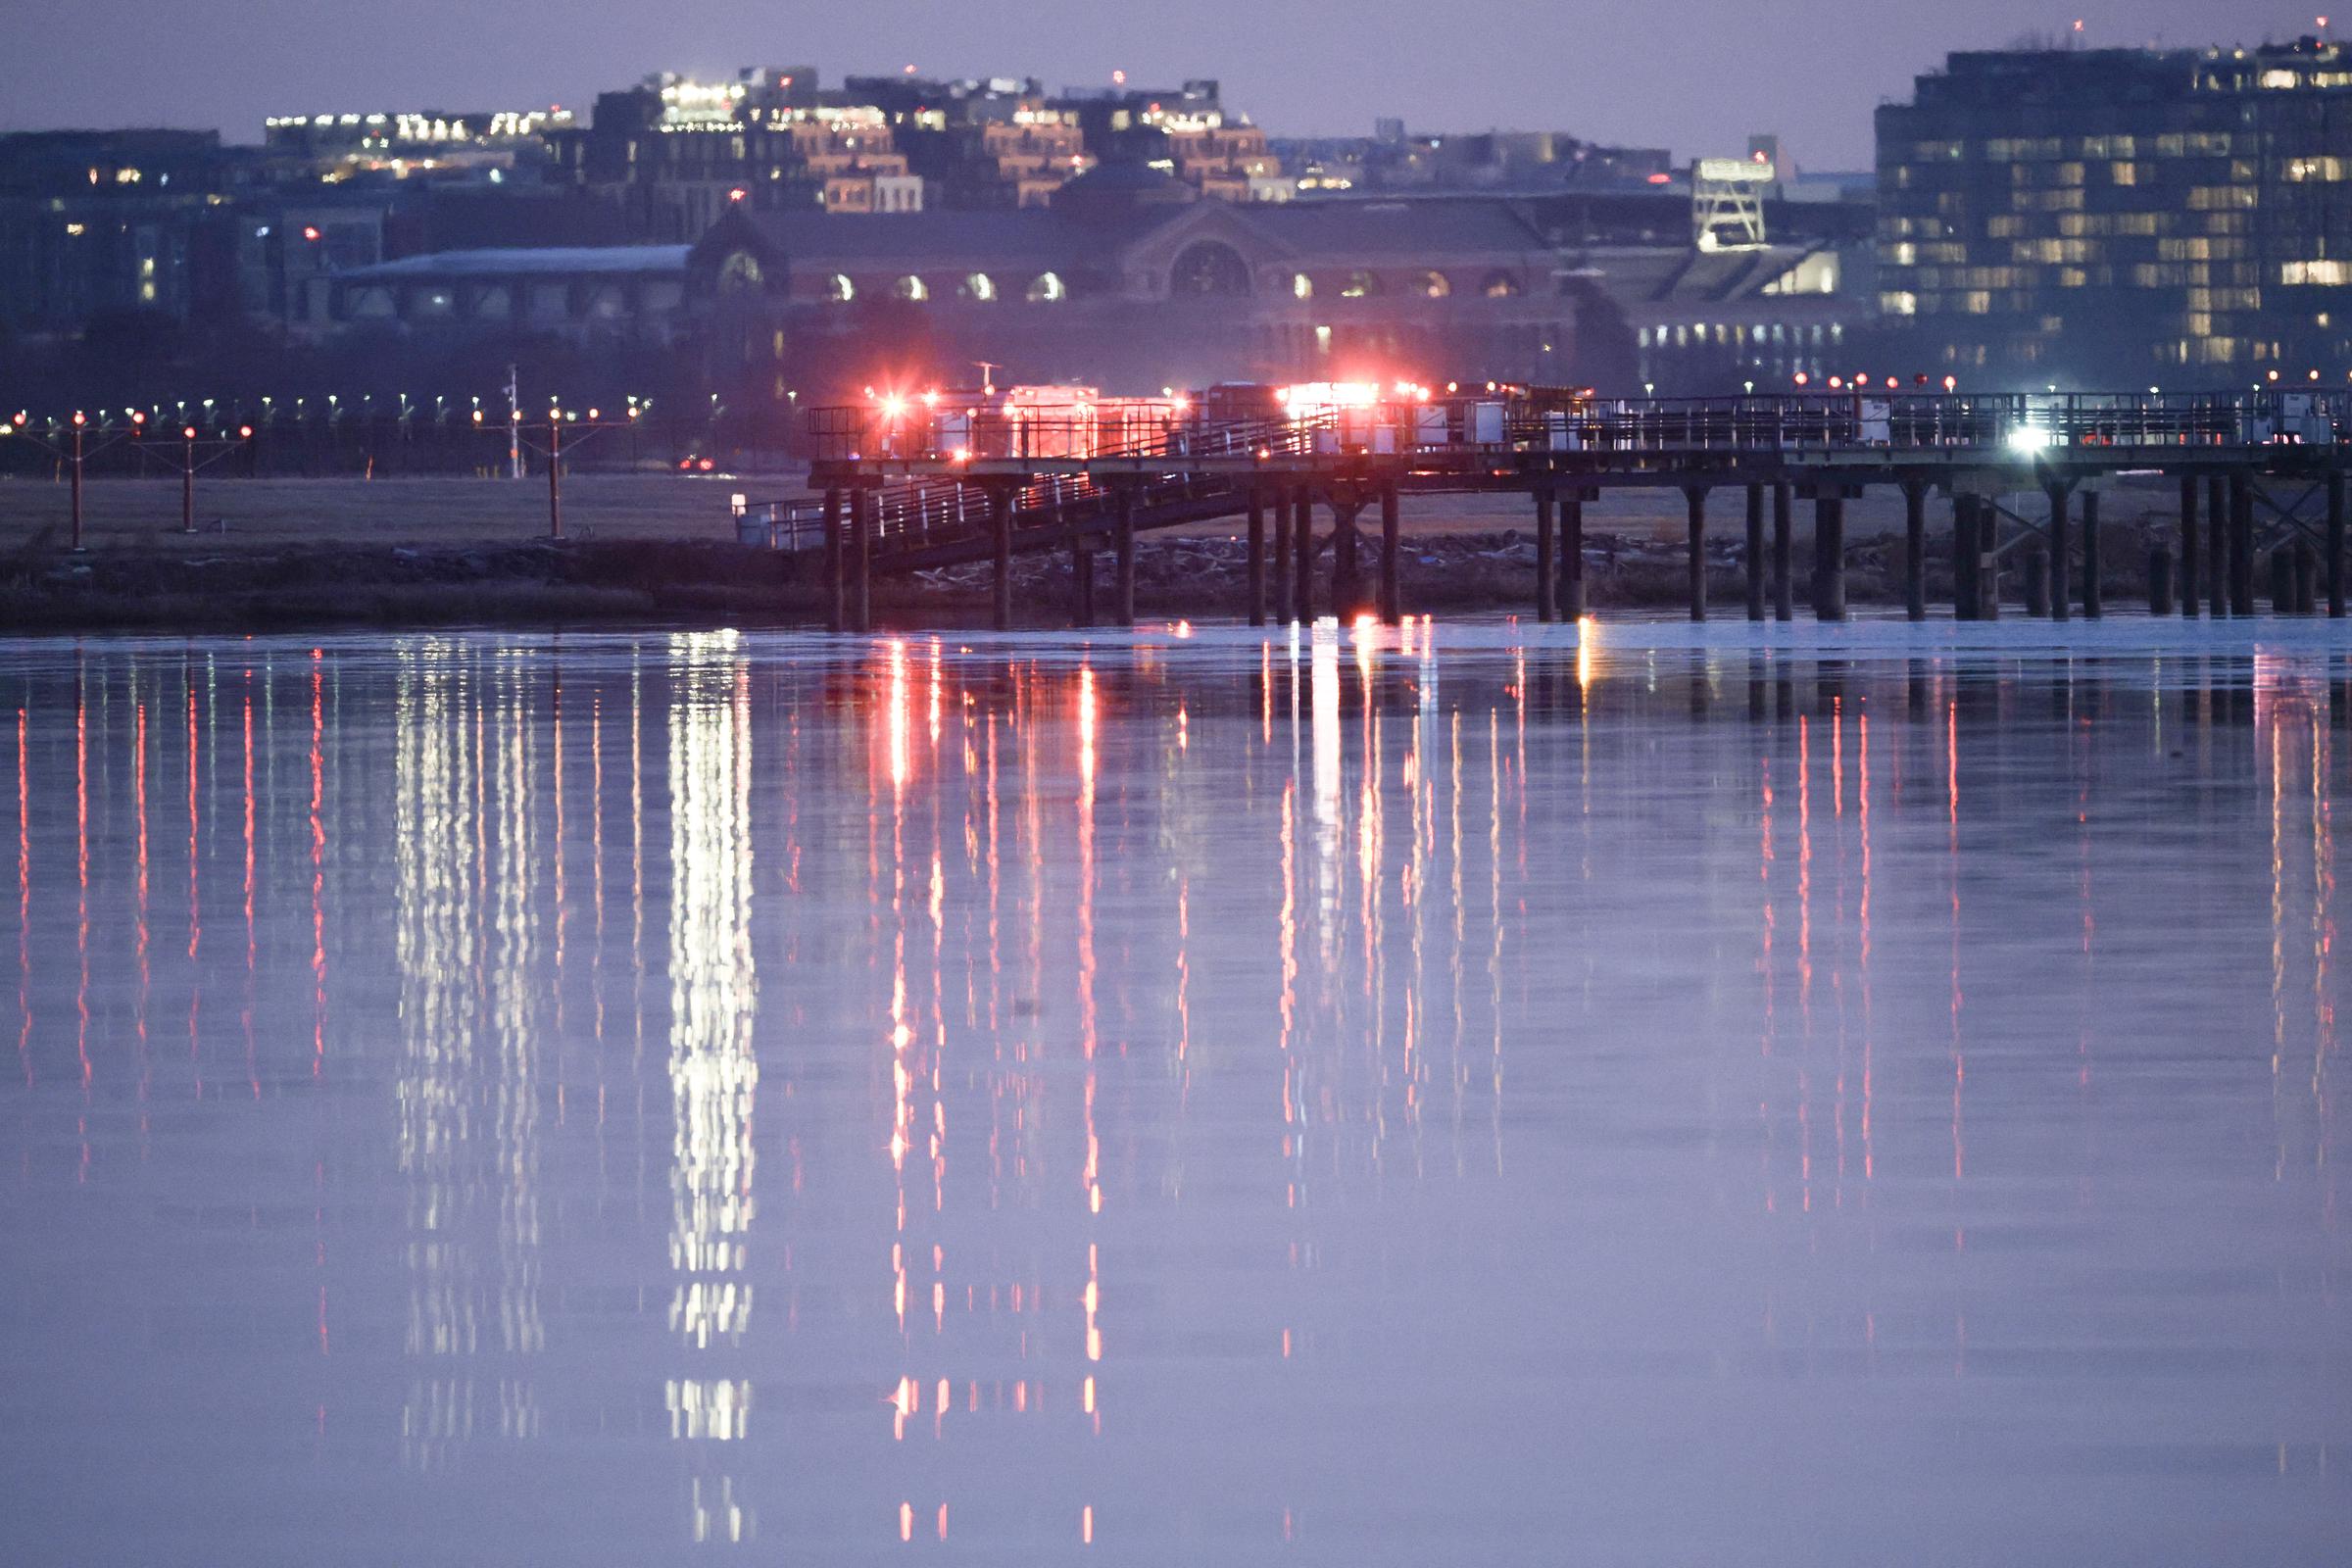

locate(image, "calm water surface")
(1, 620), (2346, 1565)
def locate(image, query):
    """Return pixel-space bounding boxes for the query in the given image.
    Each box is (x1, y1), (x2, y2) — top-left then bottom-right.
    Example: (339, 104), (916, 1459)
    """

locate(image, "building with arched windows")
(685, 165), (1602, 395)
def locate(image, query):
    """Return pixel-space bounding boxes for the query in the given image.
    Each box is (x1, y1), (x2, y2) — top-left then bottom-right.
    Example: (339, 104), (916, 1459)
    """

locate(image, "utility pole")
(507, 364), (523, 480)
(547, 416), (564, 540)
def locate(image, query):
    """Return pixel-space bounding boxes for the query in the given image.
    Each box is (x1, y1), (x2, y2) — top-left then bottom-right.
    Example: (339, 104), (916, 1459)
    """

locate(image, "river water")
(1, 620), (2345, 1565)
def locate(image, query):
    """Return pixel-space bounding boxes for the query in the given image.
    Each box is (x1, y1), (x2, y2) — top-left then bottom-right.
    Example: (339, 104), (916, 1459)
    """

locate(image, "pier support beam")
(1071, 529), (1095, 627)
(2207, 474), (2230, 618)
(1811, 492), (1845, 622)
(1685, 485), (1709, 622)
(990, 487), (1013, 631)
(1247, 488), (1267, 627)
(2271, 547), (2296, 614)
(2179, 474), (2201, 618)
(2082, 489), (2102, 618)
(1902, 480), (1927, 621)
(2024, 545), (2049, 618)
(850, 485), (873, 634)
(2047, 481), (2071, 622)
(1332, 504), (1362, 618)
(1745, 483), (1767, 621)
(2328, 471), (2346, 618)
(1954, 496), (1979, 621)
(1293, 486), (1315, 622)
(1772, 482), (1793, 621)
(1379, 483), (1401, 625)
(2230, 471), (2254, 617)
(2149, 543), (2176, 616)
(1560, 493), (1586, 620)
(1114, 487), (1137, 627)
(822, 487), (845, 633)
(1535, 487), (1556, 622)
(1272, 485), (1294, 621)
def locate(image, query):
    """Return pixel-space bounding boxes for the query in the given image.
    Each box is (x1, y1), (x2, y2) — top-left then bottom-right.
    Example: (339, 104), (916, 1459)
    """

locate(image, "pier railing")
(802, 390), (2332, 469)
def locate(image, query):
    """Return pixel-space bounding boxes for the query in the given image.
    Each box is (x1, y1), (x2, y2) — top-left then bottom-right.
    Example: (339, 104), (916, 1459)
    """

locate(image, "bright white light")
(2006, 425), (2053, 453)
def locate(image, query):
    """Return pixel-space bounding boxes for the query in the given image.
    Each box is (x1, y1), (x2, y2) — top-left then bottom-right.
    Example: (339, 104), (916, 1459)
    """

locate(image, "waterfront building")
(1877, 37), (2352, 384)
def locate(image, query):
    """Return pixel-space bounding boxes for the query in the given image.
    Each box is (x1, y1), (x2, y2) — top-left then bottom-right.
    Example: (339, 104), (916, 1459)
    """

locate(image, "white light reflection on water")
(0, 620), (2346, 1564)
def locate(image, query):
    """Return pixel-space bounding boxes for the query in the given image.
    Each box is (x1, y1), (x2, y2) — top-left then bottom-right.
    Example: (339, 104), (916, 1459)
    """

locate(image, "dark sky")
(0, 0), (2331, 169)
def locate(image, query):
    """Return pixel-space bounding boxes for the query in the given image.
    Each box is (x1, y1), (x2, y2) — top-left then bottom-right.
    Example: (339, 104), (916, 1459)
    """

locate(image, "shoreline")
(0, 529), (2021, 636)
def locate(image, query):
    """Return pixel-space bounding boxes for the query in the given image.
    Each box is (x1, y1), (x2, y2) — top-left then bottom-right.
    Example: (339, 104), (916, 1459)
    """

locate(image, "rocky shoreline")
(0, 523), (2177, 633)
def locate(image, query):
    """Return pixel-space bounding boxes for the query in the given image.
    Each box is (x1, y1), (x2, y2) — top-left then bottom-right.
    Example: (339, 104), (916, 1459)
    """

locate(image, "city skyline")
(0, 0), (2334, 170)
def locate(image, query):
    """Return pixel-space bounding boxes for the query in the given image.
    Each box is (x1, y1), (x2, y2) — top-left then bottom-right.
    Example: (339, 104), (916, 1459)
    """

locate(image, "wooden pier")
(741, 391), (2352, 631)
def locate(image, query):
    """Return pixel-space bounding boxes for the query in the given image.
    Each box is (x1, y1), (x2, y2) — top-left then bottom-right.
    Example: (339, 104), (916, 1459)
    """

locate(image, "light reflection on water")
(0, 622), (2346, 1564)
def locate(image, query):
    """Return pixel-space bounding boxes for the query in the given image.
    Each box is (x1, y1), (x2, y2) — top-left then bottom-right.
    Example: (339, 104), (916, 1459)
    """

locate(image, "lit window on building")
(892, 275), (928, 302)
(1292, 272), (1312, 300)
(1026, 272), (1066, 303)
(960, 272), (996, 302)
(821, 272), (854, 303)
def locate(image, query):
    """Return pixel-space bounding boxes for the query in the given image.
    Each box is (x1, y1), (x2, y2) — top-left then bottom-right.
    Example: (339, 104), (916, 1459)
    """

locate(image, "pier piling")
(2149, 543), (2176, 616)
(851, 485), (873, 634)
(1247, 488), (1267, 627)
(1902, 480), (1927, 621)
(1771, 483), (1793, 622)
(1685, 485), (1709, 622)
(1811, 493), (1845, 622)
(2207, 474), (2230, 617)
(2328, 472), (2346, 617)
(1115, 487), (1138, 627)
(2179, 474), (2201, 618)
(1746, 483), (1767, 621)
(990, 487), (1013, 631)
(2230, 472), (2254, 616)
(1560, 492), (1586, 620)
(1271, 486), (1293, 621)
(2082, 489), (2102, 618)
(1379, 483), (1401, 625)
(1292, 486), (1314, 622)
(1072, 531), (1095, 626)
(1332, 504), (1362, 618)
(1535, 487), (1556, 623)
(1954, 496), (1979, 620)
(822, 488), (844, 633)
(2047, 482), (2071, 622)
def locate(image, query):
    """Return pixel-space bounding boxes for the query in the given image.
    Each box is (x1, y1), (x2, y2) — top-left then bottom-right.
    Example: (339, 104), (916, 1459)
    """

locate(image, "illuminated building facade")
(689, 169), (1592, 395)
(262, 108), (572, 180)
(1878, 38), (2352, 384)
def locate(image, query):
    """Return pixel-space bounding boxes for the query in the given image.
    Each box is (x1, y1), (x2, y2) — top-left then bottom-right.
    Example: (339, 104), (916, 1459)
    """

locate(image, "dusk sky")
(0, 0), (2336, 168)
